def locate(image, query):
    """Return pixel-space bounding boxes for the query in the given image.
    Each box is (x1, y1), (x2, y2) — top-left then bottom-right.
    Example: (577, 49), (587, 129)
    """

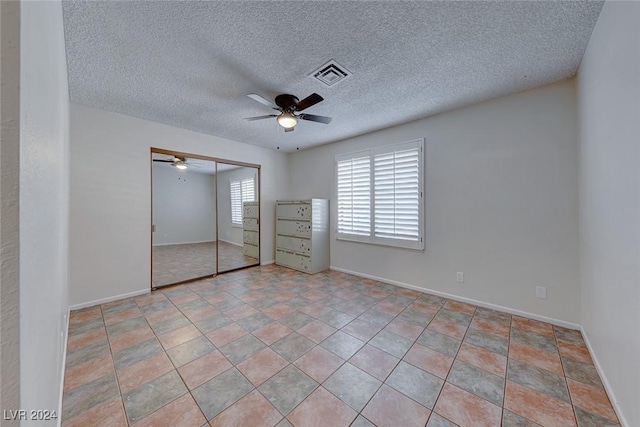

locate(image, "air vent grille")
(312, 60), (351, 87)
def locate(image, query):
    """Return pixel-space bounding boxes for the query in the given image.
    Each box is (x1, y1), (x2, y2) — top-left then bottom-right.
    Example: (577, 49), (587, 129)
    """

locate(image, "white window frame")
(335, 139), (424, 250)
(230, 176), (255, 227)
(335, 150), (372, 244)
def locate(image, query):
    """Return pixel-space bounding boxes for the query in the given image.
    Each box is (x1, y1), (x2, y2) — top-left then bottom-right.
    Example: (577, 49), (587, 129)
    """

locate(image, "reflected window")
(230, 177), (255, 225)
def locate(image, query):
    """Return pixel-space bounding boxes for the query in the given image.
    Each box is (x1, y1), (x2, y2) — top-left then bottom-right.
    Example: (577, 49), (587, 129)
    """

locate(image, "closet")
(150, 148), (260, 289)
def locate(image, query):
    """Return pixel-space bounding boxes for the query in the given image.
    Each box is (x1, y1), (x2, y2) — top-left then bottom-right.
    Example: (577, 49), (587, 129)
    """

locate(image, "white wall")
(577, 2), (640, 426)
(69, 104), (289, 307)
(20, 0), (70, 424)
(217, 166), (259, 246)
(152, 165), (216, 245)
(290, 80), (580, 324)
(0, 1), (21, 422)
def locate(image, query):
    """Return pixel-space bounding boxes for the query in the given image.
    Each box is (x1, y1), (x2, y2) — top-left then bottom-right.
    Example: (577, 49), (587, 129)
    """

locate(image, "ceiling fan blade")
(247, 93), (278, 109)
(153, 159), (174, 163)
(298, 113), (332, 124)
(295, 93), (323, 111)
(284, 126), (295, 132)
(244, 115), (278, 121)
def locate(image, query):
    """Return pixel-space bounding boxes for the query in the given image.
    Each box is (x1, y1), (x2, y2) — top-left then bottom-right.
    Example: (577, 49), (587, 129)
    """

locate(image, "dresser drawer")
(243, 217), (258, 231)
(276, 203), (311, 220)
(276, 249), (311, 272)
(243, 230), (259, 245)
(243, 203), (259, 218)
(243, 243), (259, 258)
(276, 219), (311, 238)
(276, 235), (310, 254)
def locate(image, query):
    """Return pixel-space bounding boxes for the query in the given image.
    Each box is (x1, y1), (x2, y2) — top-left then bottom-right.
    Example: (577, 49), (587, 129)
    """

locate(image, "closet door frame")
(150, 147), (261, 290)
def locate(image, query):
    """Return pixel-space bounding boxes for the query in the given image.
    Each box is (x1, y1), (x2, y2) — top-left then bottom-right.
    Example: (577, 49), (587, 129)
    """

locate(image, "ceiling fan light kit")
(152, 156), (190, 170)
(277, 111), (297, 129)
(245, 92), (332, 133)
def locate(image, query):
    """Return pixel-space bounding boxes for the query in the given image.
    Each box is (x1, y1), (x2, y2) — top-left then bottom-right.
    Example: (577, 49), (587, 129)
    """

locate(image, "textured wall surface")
(69, 103), (290, 307)
(20, 0), (71, 423)
(152, 165), (217, 246)
(577, 2), (640, 426)
(0, 1), (21, 422)
(290, 80), (580, 324)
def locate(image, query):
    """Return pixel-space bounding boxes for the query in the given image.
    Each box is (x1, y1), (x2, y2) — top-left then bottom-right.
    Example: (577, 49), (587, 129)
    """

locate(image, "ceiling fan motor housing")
(274, 94), (299, 110)
(245, 92), (331, 130)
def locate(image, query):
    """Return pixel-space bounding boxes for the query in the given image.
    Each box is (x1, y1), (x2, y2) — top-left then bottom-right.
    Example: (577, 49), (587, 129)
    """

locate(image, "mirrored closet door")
(216, 163), (260, 273)
(150, 149), (260, 288)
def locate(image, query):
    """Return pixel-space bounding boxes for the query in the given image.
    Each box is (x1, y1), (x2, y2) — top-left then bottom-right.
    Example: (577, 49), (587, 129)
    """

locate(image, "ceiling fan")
(152, 156), (195, 170)
(244, 93), (332, 132)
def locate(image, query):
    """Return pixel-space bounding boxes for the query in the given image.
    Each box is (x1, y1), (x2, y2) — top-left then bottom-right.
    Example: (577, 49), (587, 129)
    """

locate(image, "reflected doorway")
(151, 149), (260, 288)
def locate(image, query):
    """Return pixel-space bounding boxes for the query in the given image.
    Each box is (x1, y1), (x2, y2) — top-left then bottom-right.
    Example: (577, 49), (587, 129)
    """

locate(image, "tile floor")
(152, 241), (258, 287)
(63, 265), (620, 427)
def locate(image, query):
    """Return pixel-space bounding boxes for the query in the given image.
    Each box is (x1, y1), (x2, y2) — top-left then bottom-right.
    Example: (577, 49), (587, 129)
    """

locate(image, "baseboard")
(329, 265), (580, 330)
(219, 238), (243, 248)
(57, 307), (70, 427)
(261, 259), (275, 266)
(152, 239), (215, 247)
(580, 326), (629, 427)
(69, 289), (150, 311)
(153, 239), (245, 249)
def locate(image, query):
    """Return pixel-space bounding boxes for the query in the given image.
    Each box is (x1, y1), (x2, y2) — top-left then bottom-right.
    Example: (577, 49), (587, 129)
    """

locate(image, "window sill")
(336, 236), (424, 251)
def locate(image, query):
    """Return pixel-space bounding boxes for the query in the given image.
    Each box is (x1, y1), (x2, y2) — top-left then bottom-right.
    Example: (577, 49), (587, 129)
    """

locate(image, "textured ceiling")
(62, 1), (603, 152)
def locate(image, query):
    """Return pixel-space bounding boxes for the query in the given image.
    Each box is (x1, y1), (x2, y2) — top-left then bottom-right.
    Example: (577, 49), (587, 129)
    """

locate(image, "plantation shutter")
(336, 153), (371, 241)
(373, 141), (423, 249)
(241, 178), (255, 203)
(230, 177), (255, 225)
(230, 180), (242, 224)
(335, 139), (423, 250)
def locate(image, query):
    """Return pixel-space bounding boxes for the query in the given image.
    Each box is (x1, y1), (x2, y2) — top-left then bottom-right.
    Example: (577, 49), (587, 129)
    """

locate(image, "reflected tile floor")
(152, 241), (258, 287)
(63, 266), (620, 426)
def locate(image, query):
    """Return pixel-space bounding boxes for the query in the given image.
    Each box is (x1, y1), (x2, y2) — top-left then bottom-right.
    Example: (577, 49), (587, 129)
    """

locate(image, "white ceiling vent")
(311, 60), (351, 87)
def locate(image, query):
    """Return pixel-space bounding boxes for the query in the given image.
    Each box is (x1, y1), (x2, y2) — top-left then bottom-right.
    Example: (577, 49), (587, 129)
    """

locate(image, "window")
(336, 155), (371, 237)
(336, 139), (424, 250)
(230, 177), (255, 225)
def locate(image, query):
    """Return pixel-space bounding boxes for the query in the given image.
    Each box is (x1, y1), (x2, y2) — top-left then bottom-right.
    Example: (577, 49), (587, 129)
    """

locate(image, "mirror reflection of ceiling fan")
(244, 93), (332, 132)
(152, 156), (200, 170)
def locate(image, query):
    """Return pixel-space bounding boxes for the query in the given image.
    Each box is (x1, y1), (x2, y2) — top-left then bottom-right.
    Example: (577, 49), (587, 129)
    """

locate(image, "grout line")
(293, 287), (437, 422)
(554, 327), (581, 427)
(102, 304), (127, 424)
(423, 300), (464, 425)
(347, 281), (432, 417)
(64, 266), (610, 427)
(57, 308), (71, 427)
(500, 313), (514, 426)
(136, 287), (209, 425)
(101, 307), (131, 426)
(156, 290), (210, 425)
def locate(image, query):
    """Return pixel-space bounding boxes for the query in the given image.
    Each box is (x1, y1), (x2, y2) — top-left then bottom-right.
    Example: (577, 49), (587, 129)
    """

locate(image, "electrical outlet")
(536, 286), (547, 299)
(456, 272), (464, 283)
